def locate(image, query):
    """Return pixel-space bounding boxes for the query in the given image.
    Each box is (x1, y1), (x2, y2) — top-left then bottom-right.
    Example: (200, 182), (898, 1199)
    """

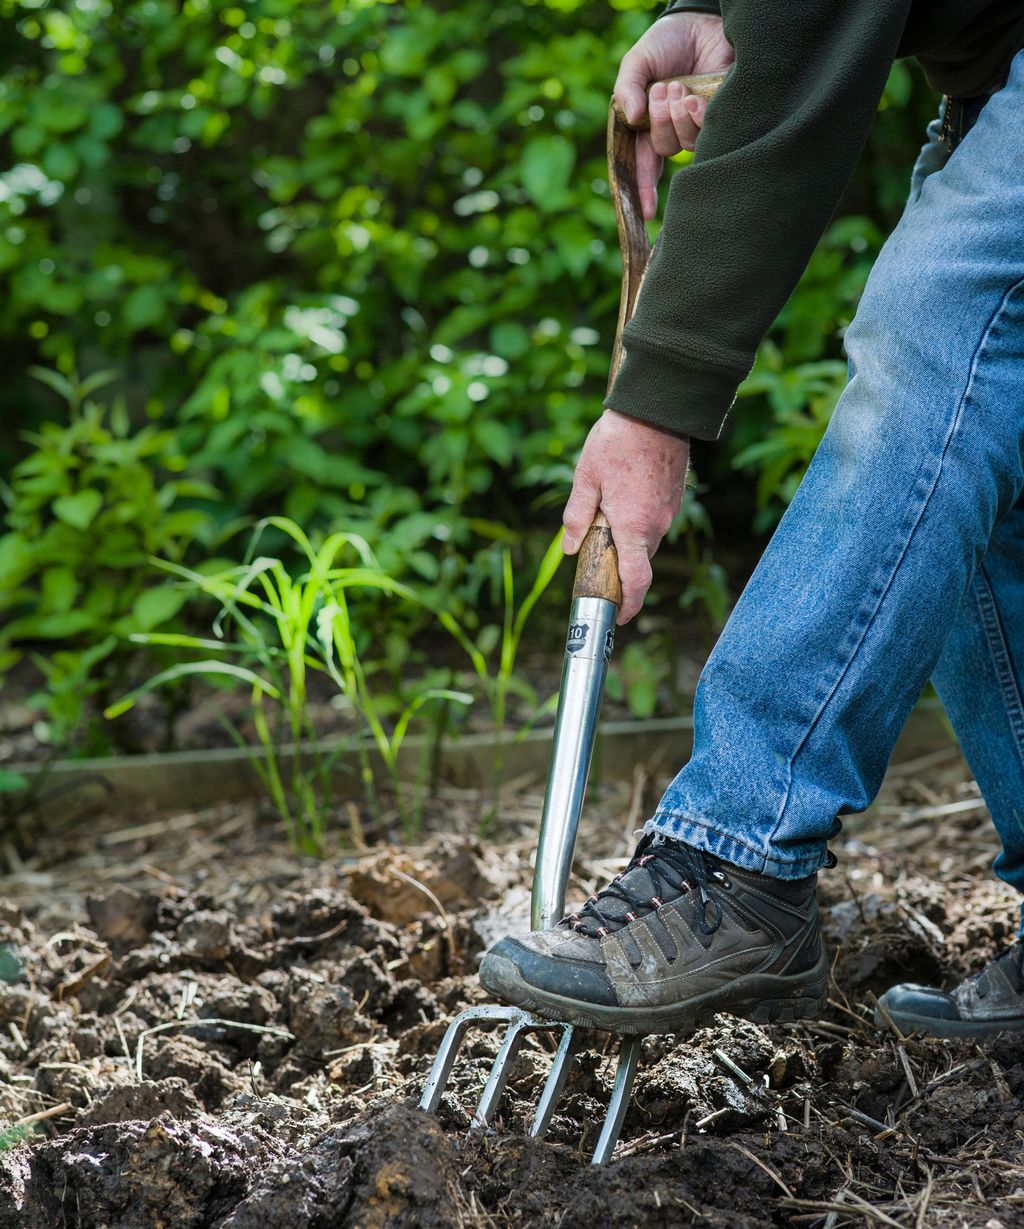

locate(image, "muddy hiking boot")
(878, 939), (1024, 1038)
(479, 833), (828, 1035)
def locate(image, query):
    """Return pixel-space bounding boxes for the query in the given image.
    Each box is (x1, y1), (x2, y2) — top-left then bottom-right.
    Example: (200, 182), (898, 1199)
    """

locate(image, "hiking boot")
(479, 833), (828, 1035)
(876, 939), (1024, 1038)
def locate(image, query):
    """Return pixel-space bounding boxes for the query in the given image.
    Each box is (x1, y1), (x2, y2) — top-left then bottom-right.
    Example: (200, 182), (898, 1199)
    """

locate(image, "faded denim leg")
(650, 50), (1024, 888)
(933, 498), (1024, 930)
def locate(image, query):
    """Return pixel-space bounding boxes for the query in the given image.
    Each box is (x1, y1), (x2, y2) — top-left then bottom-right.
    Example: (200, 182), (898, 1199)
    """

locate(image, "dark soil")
(1, 750), (1023, 1227)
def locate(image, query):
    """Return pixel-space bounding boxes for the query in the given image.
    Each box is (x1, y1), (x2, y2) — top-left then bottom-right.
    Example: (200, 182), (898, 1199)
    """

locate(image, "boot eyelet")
(712, 871), (732, 888)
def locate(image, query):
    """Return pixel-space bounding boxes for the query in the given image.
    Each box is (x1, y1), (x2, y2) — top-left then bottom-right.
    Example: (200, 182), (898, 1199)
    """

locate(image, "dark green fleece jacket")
(606, 0), (1024, 441)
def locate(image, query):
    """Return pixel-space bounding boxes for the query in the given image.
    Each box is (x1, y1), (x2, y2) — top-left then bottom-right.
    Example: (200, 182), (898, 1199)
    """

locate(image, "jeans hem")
(646, 812), (831, 880)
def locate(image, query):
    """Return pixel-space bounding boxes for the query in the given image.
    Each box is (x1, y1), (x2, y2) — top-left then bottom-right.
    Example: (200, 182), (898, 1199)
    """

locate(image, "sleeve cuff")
(659, 1), (722, 17)
(603, 344), (745, 442)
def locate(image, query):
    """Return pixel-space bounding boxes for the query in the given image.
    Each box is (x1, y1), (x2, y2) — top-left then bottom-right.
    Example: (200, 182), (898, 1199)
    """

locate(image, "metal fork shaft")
(532, 595), (617, 930)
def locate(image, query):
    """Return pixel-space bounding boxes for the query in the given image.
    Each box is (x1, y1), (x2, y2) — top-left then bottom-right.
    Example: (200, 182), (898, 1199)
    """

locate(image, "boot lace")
(563, 837), (726, 940)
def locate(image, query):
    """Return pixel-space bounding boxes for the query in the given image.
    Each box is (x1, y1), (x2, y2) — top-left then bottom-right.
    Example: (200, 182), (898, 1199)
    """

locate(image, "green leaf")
(123, 285), (165, 331)
(6, 610), (96, 639)
(0, 770), (28, 795)
(520, 135), (575, 211)
(79, 369), (120, 399)
(42, 142), (79, 182)
(129, 585), (187, 631)
(52, 490), (103, 531)
(104, 661), (281, 720)
(28, 366), (76, 404)
(41, 566), (78, 613)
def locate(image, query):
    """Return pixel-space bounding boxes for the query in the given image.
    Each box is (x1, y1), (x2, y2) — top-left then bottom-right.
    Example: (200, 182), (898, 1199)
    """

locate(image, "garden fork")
(419, 69), (727, 1166)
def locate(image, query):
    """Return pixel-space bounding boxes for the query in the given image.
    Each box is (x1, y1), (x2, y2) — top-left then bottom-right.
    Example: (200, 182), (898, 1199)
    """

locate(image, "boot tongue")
(567, 835), (700, 934)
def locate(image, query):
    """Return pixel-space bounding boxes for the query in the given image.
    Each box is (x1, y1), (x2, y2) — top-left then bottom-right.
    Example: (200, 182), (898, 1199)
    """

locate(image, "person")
(480, 0), (1024, 1039)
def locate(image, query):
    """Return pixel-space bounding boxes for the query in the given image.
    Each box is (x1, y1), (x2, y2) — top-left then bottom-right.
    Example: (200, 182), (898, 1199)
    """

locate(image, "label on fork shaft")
(566, 621), (615, 661)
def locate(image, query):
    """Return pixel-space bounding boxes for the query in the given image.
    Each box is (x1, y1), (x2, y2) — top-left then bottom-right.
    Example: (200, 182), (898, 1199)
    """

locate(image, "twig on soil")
(821, 1186), (847, 1229)
(388, 867), (456, 966)
(882, 746), (962, 778)
(134, 1017), (294, 1081)
(8, 1021), (27, 1052)
(895, 898), (946, 953)
(713, 1047), (755, 1088)
(177, 980), (199, 1019)
(268, 918), (351, 954)
(866, 991), (906, 1042)
(57, 951), (111, 1001)
(783, 1191), (906, 1229)
(797, 1018), (860, 1041)
(987, 1060), (1013, 1103)
(728, 1143), (794, 1198)
(914, 1167), (934, 1229)
(100, 810), (206, 847)
(347, 802), (370, 852)
(897, 1046), (919, 1100)
(840, 1105), (896, 1139)
(694, 1107), (730, 1130)
(678, 1106), (694, 1152)
(616, 1130), (678, 1158)
(140, 862), (177, 885)
(113, 1013), (133, 1076)
(13, 1101), (73, 1127)
(893, 797), (987, 823)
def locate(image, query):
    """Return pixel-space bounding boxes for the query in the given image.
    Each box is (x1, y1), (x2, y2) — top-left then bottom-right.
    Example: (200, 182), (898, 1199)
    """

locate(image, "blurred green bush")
(0, 0), (937, 750)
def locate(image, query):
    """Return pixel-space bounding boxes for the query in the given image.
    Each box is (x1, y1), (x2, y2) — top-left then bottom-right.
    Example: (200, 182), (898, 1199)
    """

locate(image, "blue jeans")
(652, 49), (1024, 930)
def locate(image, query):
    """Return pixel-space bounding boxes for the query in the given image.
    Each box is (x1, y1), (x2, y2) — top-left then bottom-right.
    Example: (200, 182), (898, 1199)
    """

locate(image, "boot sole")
(873, 1007), (1024, 1040)
(479, 950), (828, 1036)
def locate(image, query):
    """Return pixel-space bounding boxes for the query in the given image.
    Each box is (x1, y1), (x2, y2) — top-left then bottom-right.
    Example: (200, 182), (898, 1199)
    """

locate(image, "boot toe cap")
(878, 982), (960, 1023)
(480, 936), (617, 1006)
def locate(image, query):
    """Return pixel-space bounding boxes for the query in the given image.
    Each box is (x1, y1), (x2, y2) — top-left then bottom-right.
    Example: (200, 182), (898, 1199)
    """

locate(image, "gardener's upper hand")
(562, 410), (688, 625)
(614, 10), (734, 220)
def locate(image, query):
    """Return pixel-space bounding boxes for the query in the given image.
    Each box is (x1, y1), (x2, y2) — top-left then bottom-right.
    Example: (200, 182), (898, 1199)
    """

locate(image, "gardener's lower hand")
(614, 12), (734, 219)
(562, 410), (689, 625)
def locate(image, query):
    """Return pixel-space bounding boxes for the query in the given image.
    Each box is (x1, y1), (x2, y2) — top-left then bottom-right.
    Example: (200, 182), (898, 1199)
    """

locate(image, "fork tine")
(590, 1034), (641, 1165)
(419, 1006), (519, 1114)
(418, 1008), (482, 1114)
(471, 1014), (533, 1129)
(529, 1025), (577, 1139)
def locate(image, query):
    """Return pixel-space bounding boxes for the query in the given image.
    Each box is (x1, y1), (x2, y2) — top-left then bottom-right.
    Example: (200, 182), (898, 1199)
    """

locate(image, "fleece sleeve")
(605, 0), (913, 440)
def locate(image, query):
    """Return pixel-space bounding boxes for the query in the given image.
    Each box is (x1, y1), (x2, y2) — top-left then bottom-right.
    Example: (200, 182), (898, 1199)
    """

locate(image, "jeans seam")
(766, 276), (1024, 858)
(973, 566), (1024, 765)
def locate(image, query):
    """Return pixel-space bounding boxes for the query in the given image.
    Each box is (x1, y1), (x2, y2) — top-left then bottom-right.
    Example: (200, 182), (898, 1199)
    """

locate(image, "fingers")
(636, 132), (663, 221)
(685, 93), (708, 130)
(562, 470), (600, 556)
(613, 47), (653, 128)
(613, 540), (654, 626)
(648, 80), (700, 156)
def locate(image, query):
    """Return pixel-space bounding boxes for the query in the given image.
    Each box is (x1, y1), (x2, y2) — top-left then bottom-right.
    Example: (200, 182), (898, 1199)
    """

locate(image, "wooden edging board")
(8, 702), (956, 820)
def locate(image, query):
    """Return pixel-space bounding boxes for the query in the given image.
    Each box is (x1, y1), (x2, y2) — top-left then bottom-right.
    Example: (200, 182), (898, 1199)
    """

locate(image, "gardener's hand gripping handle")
(607, 68), (727, 386)
(531, 70), (725, 932)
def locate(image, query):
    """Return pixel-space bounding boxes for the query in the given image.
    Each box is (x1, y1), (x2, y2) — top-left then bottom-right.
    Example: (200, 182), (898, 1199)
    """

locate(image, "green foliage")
(108, 515), (563, 848)
(107, 516), (471, 848)
(0, 1), (941, 747)
(0, 368), (215, 742)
